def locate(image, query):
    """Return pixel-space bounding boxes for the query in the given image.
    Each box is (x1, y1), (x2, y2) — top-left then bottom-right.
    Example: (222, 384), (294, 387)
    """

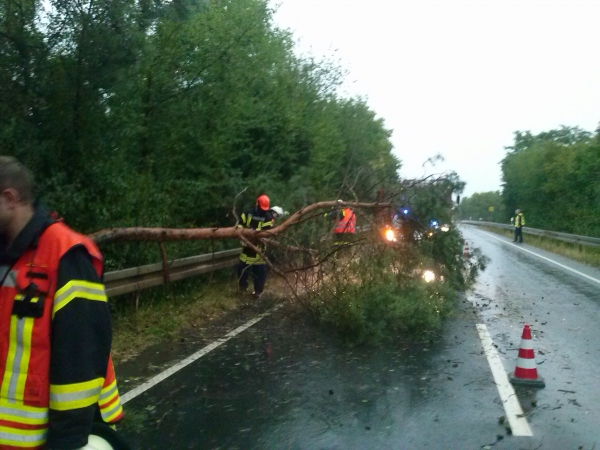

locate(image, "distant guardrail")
(104, 248), (241, 297)
(460, 221), (600, 248)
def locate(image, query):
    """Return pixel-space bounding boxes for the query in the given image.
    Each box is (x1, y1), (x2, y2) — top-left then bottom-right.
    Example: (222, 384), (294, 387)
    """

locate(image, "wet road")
(119, 225), (600, 449)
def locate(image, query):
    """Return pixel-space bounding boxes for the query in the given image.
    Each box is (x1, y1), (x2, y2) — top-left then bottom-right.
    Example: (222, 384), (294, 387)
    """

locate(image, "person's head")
(515, 209), (521, 214)
(256, 194), (270, 211)
(0, 156), (35, 239)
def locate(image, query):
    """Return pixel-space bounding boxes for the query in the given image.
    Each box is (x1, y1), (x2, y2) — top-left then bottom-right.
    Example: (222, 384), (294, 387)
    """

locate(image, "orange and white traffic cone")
(509, 324), (545, 388)
(463, 241), (470, 258)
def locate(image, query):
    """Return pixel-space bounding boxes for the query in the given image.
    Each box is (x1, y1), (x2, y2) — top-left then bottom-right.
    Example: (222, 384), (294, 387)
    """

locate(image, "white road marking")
(476, 324), (533, 437)
(473, 228), (600, 286)
(121, 304), (282, 404)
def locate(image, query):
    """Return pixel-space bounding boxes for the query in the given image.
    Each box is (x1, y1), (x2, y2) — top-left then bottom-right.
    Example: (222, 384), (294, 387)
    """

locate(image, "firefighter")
(237, 194), (274, 299)
(513, 209), (525, 243)
(0, 157), (125, 449)
(324, 200), (356, 247)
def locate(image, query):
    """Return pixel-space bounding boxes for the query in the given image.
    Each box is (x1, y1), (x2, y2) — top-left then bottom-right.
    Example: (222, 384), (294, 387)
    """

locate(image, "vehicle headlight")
(423, 270), (436, 283)
(385, 229), (396, 242)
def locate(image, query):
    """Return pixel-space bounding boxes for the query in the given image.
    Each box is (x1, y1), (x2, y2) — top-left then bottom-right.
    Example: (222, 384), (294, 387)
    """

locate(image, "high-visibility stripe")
(0, 402), (48, 426)
(101, 400), (123, 423)
(0, 424), (46, 446)
(13, 316), (34, 403)
(1, 316), (18, 400)
(238, 254), (266, 264)
(49, 378), (103, 411)
(52, 280), (106, 318)
(99, 378), (123, 422)
(98, 380), (118, 406)
(2, 314), (34, 403)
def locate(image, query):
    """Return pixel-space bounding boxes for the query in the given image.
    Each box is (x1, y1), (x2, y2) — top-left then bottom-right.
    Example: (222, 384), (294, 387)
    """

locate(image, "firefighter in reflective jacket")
(324, 201), (356, 247)
(513, 209), (525, 243)
(0, 157), (124, 449)
(236, 194), (274, 299)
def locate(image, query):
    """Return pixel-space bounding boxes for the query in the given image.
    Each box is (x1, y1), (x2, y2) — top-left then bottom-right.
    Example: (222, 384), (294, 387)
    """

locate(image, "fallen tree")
(89, 201), (390, 244)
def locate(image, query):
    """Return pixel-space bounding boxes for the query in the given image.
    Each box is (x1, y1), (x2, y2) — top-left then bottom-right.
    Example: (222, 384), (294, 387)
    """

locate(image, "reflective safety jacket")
(237, 207), (274, 265)
(0, 206), (123, 449)
(333, 208), (356, 235)
(515, 213), (525, 228)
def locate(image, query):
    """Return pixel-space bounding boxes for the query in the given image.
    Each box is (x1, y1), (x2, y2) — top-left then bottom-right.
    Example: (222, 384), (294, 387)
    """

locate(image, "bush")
(301, 225), (487, 345)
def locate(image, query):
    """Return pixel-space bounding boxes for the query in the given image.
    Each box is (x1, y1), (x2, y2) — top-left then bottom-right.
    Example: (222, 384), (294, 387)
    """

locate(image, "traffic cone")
(463, 241), (470, 257)
(509, 324), (545, 388)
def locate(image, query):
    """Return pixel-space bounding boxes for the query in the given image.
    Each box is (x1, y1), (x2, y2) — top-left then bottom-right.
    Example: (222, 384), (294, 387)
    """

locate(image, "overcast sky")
(272, 0), (600, 198)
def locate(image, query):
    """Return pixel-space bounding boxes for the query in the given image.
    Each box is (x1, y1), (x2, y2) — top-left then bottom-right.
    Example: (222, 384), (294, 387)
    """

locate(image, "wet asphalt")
(118, 225), (600, 449)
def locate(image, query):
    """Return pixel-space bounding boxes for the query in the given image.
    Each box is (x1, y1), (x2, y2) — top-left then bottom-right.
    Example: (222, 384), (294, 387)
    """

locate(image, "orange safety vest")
(333, 208), (356, 234)
(0, 222), (123, 449)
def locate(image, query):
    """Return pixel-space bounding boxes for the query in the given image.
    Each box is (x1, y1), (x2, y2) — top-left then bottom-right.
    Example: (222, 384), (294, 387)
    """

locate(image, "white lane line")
(474, 228), (600, 286)
(476, 324), (533, 437)
(121, 304), (282, 404)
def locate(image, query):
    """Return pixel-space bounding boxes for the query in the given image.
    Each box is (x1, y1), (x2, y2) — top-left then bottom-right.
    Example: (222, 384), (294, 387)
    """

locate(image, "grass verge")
(109, 272), (243, 363)
(481, 226), (600, 268)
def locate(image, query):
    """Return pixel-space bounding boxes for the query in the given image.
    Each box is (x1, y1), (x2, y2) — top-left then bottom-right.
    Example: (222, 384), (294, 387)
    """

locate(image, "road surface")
(118, 225), (600, 449)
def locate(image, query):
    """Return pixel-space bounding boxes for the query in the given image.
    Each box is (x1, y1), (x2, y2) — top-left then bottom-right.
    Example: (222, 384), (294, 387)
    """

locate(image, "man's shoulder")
(40, 222), (99, 256)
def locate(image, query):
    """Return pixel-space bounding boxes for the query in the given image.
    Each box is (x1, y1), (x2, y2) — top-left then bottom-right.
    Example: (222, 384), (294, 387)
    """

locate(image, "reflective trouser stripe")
(50, 378), (103, 411)
(53, 280), (107, 318)
(1, 316), (34, 403)
(0, 425), (46, 447)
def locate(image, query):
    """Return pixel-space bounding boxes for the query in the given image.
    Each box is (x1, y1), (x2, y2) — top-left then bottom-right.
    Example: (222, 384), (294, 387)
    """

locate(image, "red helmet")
(257, 194), (270, 210)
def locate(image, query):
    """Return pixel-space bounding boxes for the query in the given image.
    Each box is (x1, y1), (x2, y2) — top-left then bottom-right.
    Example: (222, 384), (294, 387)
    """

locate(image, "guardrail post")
(158, 242), (170, 285)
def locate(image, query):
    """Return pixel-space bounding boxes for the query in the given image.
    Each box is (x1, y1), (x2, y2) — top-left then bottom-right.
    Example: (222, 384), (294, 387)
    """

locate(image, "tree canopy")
(500, 126), (600, 236)
(1, 0), (402, 267)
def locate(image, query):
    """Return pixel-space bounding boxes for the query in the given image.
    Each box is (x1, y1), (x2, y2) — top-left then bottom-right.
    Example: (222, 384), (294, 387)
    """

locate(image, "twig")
(232, 187), (248, 222)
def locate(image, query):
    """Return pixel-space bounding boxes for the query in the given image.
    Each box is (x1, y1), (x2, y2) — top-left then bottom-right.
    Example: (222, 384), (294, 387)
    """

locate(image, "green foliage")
(302, 199), (486, 345)
(457, 191), (506, 222)
(501, 126), (600, 236)
(307, 231), (486, 345)
(0, 0), (399, 268)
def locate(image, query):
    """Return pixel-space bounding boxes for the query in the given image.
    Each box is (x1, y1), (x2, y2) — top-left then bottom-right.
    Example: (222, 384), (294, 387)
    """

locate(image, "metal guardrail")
(104, 248), (241, 297)
(461, 221), (600, 248)
(103, 225), (374, 298)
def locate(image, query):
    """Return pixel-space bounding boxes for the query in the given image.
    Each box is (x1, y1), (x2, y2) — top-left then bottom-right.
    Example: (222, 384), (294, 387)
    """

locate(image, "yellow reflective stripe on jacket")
(1, 314), (35, 403)
(238, 253), (266, 264)
(52, 280), (107, 318)
(257, 219), (273, 230)
(0, 400), (48, 426)
(49, 377), (104, 411)
(0, 425), (46, 447)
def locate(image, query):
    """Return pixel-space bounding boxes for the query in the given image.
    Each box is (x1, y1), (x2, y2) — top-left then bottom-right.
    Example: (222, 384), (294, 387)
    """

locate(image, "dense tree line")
(0, 0), (399, 267)
(501, 126), (600, 236)
(456, 191), (506, 223)
(458, 126), (600, 237)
